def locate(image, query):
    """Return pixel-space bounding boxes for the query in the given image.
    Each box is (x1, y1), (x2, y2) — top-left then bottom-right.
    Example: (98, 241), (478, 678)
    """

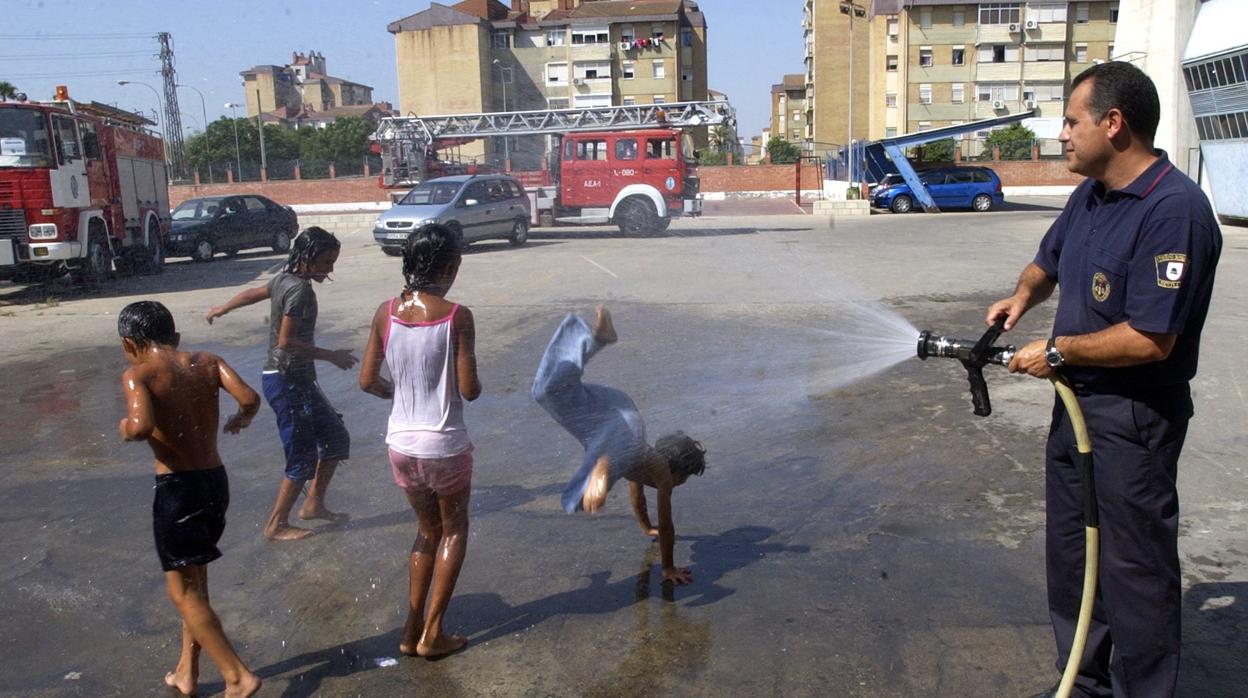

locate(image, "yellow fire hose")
(1051, 376), (1098, 698)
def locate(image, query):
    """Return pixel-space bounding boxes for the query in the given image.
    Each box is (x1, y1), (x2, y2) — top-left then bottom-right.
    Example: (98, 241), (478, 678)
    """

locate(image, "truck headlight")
(28, 224), (58, 240)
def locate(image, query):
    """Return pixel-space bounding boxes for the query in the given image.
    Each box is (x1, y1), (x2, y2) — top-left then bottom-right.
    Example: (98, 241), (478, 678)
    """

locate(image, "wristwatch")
(1045, 337), (1065, 368)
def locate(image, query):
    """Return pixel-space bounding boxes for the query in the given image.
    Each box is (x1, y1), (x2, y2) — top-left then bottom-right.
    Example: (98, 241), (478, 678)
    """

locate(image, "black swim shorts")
(152, 466), (229, 572)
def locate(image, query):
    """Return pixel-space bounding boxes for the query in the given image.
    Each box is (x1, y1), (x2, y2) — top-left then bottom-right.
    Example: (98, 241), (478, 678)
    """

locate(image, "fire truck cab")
(1, 88), (169, 284)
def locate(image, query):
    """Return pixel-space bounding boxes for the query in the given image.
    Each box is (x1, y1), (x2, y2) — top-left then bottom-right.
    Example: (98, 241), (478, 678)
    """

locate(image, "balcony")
(1023, 61), (1067, 82)
(976, 24), (1019, 45)
(976, 62), (1022, 81)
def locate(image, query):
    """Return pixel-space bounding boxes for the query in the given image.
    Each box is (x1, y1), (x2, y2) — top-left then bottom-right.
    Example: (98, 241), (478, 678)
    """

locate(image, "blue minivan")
(872, 166), (1004, 213)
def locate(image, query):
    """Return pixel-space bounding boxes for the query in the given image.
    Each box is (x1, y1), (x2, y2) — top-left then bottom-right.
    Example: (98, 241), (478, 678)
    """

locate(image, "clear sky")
(2, 0), (804, 141)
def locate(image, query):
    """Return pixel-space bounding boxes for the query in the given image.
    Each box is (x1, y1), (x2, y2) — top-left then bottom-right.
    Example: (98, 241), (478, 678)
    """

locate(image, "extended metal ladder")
(373, 101), (735, 186)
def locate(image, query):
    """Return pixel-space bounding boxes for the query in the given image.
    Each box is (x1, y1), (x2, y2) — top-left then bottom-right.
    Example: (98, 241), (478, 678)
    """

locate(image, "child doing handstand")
(532, 306), (706, 585)
(117, 300), (262, 698)
(205, 226), (357, 540)
(359, 224), (481, 658)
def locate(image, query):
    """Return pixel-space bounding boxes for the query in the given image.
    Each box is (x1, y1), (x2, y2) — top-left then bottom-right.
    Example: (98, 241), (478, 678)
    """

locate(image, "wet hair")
(284, 226), (341, 275)
(655, 431), (707, 480)
(402, 223), (462, 292)
(117, 300), (177, 347)
(1071, 61), (1161, 143)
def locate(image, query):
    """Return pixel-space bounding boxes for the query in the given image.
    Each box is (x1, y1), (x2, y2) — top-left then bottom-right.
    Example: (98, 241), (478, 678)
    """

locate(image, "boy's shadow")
(1177, 581), (1248, 697)
(454, 525), (808, 646)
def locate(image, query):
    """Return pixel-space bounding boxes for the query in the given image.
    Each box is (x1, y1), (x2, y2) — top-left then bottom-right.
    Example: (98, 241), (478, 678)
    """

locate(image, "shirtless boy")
(117, 300), (261, 697)
(532, 306), (707, 585)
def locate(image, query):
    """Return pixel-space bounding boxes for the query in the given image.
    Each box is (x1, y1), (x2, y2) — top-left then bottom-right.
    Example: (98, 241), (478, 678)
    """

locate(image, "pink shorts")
(388, 447), (473, 496)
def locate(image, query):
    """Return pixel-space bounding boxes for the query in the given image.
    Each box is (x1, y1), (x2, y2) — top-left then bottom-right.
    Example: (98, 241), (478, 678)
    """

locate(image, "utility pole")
(492, 59), (510, 169)
(225, 102), (243, 180)
(157, 32), (187, 180)
(840, 1), (866, 186)
(254, 88), (268, 177)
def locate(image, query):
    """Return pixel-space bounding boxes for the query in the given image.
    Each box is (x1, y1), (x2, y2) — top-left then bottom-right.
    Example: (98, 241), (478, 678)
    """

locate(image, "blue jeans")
(532, 314), (647, 512)
(262, 373), (350, 482)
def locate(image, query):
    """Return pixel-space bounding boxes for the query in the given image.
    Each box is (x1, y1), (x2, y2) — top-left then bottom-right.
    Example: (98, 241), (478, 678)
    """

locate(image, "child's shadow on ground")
(454, 525), (809, 646)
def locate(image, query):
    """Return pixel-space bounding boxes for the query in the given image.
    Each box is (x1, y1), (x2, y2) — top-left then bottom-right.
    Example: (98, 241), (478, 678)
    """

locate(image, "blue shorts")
(262, 373), (350, 482)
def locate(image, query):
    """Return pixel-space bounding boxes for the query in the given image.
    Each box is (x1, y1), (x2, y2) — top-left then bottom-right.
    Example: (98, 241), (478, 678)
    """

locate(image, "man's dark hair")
(655, 431), (707, 479)
(1071, 61), (1161, 143)
(118, 300), (177, 347)
(402, 223), (462, 292)
(284, 226), (340, 274)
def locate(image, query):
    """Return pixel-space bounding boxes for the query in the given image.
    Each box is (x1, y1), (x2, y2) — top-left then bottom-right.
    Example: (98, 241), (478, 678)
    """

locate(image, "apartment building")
(803, 0), (876, 152)
(806, 1), (1119, 152)
(387, 0), (709, 168)
(240, 51), (376, 127)
(770, 74), (809, 149)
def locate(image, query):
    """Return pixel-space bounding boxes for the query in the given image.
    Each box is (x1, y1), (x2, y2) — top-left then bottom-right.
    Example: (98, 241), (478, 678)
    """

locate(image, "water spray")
(914, 318), (1097, 698)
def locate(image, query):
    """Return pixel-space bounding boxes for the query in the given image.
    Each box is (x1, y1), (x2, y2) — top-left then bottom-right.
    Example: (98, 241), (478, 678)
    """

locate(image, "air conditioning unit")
(573, 77), (586, 86)
(1024, 99), (1037, 108)
(992, 99), (1006, 109)
(619, 41), (633, 51)
(1025, 19), (1038, 29)
(1008, 22), (1020, 32)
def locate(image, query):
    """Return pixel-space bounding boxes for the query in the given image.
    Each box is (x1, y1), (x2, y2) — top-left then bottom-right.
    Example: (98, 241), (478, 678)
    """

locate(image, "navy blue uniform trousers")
(1045, 384), (1192, 698)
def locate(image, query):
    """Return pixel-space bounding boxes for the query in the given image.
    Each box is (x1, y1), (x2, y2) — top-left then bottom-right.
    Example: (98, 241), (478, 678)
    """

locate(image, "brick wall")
(169, 176), (389, 208)
(698, 164), (825, 193)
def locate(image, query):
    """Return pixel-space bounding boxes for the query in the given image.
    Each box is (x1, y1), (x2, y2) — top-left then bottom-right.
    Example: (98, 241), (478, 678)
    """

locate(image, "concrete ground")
(0, 199), (1244, 697)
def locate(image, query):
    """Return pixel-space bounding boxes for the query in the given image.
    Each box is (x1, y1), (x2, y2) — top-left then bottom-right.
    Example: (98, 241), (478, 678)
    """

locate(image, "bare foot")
(298, 505), (350, 523)
(264, 523), (316, 541)
(164, 670), (196, 697)
(592, 305), (617, 345)
(416, 633), (467, 659)
(223, 671), (261, 698)
(582, 455), (610, 513)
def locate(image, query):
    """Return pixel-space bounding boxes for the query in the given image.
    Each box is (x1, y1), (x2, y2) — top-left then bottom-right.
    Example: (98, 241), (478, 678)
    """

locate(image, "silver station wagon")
(373, 174), (531, 255)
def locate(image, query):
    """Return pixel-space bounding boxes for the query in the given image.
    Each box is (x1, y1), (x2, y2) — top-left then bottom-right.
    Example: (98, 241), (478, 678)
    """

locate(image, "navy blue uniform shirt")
(1033, 152), (1221, 392)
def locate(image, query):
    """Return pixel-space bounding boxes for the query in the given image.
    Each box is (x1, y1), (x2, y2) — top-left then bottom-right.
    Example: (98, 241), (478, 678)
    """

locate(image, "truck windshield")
(400, 181), (462, 206)
(0, 108), (53, 168)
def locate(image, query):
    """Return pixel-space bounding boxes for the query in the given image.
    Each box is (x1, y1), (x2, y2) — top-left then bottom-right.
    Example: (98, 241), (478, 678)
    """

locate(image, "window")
(653, 95), (666, 104)
(919, 83), (932, 104)
(646, 138), (674, 159)
(620, 25), (635, 43)
(886, 127), (898, 138)
(952, 47), (965, 65)
(1108, 44), (1115, 61)
(615, 138), (638, 160)
(651, 24), (665, 40)
(886, 92), (898, 107)
(1026, 44), (1063, 62)
(920, 47), (933, 67)
(887, 17), (899, 38)
(545, 62), (568, 84)
(793, 129), (801, 139)
(1027, 2), (1067, 23)
(622, 61), (635, 79)
(491, 30), (511, 49)
(546, 29), (565, 46)
(576, 139), (609, 161)
(977, 82), (1019, 101)
(572, 28), (610, 45)
(952, 8), (965, 26)
(1109, 2), (1119, 23)
(243, 196), (267, 212)
(1075, 44), (1088, 63)
(920, 7), (932, 29)
(52, 115), (80, 165)
(681, 70), (693, 83)
(952, 83), (965, 103)
(681, 28), (694, 47)
(917, 121), (932, 131)
(1075, 3), (1088, 24)
(548, 97), (570, 109)
(979, 3), (1021, 25)
(887, 55), (898, 71)
(574, 60), (611, 80)
(978, 44), (1019, 63)
(652, 60), (665, 79)
(622, 96), (636, 106)
(1024, 83), (1063, 101)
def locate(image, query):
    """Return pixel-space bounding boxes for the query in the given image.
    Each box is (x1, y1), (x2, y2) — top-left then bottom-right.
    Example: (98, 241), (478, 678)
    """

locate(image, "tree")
(917, 138), (955, 163)
(985, 123), (1036, 160)
(699, 124), (739, 166)
(766, 136), (801, 165)
(0, 81), (18, 100)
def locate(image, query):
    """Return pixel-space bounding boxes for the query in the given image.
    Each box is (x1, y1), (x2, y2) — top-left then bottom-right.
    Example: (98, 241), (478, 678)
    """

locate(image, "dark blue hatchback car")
(872, 166), (1004, 213)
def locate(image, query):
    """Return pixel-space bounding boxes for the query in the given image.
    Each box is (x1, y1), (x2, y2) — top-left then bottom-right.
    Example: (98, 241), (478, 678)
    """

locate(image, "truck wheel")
(616, 197), (659, 236)
(193, 238), (216, 263)
(73, 234), (114, 286)
(272, 230), (292, 253)
(508, 219), (529, 246)
(890, 195), (914, 214)
(655, 216), (672, 233)
(144, 235), (165, 275)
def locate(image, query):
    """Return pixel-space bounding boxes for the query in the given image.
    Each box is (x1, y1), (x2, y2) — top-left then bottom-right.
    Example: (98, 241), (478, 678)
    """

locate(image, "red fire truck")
(1, 86), (169, 284)
(373, 101), (732, 235)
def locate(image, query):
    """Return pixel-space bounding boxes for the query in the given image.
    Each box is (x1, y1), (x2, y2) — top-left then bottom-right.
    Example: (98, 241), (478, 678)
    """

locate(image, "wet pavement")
(1, 204), (1245, 696)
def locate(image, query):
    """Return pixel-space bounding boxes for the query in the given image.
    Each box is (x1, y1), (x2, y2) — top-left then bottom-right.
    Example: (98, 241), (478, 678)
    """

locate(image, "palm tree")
(0, 81), (19, 100)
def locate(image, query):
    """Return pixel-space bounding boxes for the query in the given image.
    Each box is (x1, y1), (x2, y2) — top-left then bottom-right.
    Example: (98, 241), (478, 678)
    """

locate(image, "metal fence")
(187, 155), (383, 184)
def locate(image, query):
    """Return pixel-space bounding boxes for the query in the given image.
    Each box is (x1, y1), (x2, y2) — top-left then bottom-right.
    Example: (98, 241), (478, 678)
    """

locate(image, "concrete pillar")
(1032, 144), (1040, 161)
(363, 158), (370, 177)
(193, 170), (201, 185)
(727, 151), (734, 166)
(328, 162), (336, 179)
(992, 145), (1001, 161)
(226, 166), (234, 184)
(260, 167), (268, 182)
(294, 162), (302, 180)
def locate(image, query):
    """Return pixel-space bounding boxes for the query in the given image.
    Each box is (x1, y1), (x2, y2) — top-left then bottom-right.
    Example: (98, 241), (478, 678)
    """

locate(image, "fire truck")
(0, 86), (169, 284)
(372, 101), (734, 235)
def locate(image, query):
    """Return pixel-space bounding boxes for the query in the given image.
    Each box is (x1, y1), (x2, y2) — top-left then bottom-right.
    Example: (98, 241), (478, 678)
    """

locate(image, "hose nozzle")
(915, 318), (1015, 416)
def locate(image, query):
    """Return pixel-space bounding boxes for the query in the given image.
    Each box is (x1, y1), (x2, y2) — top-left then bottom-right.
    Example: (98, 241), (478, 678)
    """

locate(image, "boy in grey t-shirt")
(206, 227), (357, 541)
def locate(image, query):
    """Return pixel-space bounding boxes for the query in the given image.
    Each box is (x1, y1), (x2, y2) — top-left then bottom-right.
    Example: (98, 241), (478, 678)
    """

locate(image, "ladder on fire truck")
(373, 100), (735, 186)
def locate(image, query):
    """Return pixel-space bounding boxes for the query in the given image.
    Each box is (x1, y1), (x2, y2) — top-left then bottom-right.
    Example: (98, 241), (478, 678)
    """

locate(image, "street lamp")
(224, 102), (243, 180)
(175, 84), (209, 138)
(493, 58), (510, 167)
(117, 80), (166, 138)
(839, 1), (867, 186)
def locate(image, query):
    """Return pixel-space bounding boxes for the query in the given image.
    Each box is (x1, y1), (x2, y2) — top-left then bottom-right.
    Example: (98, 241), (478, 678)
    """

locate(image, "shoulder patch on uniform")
(1155, 253), (1188, 289)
